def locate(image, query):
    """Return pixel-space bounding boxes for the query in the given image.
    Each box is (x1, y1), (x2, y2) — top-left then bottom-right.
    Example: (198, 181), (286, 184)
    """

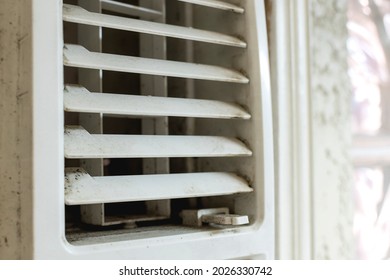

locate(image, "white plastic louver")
(56, 0), (273, 259)
(178, 0), (245, 14)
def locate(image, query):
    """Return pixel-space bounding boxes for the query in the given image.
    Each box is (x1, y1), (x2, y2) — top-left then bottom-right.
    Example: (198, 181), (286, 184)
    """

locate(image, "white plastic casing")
(31, 0), (274, 259)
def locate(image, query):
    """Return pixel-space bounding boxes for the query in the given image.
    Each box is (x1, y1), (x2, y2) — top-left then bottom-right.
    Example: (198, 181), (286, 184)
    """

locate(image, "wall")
(0, 0), (33, 259)
(309, 0), (354, 259)
(268, 0), (354, 259)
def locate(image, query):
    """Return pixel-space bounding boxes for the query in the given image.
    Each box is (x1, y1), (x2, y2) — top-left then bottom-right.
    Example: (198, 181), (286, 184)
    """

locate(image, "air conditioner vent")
(62, 0), (273, 254)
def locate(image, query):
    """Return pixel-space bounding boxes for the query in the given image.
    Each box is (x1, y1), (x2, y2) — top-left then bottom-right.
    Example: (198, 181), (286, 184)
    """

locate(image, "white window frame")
(270, 0), (312, 259)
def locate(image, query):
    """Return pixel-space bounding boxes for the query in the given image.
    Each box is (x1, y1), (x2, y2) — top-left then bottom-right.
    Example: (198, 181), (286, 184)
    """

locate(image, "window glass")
(348, 0), (390, 259)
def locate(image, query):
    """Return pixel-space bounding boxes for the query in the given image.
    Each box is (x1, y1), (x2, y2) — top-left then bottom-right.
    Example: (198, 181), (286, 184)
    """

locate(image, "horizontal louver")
(63, 44), (249, 83)
(178, 0), (244, 14)
(65, 168), (252, 205)
(64, 85), (250, 119)
(100, 0), (162, 18)
(63, 4), (246, 47)
(64, 126), (252, 159)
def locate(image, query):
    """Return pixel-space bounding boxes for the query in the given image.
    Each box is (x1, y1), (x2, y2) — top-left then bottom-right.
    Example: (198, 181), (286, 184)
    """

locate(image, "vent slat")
(100, 0), (162, 19)
(178, 0), (244, 14)
(63, 44), (249, 83)
(64, 85), (250, 119)
(64, 126), (252, 158)
(63, 4), (246, 48)
(65, 168), (252, 205)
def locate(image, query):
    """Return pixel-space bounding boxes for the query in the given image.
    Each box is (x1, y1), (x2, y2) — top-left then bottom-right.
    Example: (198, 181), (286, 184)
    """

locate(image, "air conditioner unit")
(3, 0), (274, 259)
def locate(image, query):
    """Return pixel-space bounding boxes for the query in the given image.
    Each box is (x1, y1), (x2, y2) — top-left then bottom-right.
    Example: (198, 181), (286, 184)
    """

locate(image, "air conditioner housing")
(1, 0), (274, 259)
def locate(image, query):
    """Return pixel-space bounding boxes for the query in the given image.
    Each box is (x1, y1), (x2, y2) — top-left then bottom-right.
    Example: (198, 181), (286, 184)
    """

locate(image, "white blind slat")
(64, 85), (250, 119)
(178, 0), (244, 14)
(63, 4), (246, 48)
(100, 0), (162, 19)
(65, 168), (252, 205)
(64, 126), (252, 159)
(63, 44), (249, 83)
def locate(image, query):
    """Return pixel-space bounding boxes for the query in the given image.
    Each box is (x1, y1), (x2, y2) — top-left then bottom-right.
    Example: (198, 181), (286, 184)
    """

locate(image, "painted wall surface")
(0, 0), (33, 259)
(309, 0), (354, 259)
(268, 0), (354, 259)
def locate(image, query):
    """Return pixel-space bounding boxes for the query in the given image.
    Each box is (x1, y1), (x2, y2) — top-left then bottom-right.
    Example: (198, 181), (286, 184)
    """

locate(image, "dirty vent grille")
(62, 0), (263, 230)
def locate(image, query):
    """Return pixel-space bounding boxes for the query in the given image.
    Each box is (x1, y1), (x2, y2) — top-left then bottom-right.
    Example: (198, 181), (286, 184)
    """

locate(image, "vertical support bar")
(184, 3), (196, 174)
(270, 0), (293, 259)
(184, 3), (197, 209)
(271, 0), (313, 259)
(77, 0), (105, 225)
(290, 0), (312, 259)
(140, 0), (170, 217)
(32, 0), (64, 258)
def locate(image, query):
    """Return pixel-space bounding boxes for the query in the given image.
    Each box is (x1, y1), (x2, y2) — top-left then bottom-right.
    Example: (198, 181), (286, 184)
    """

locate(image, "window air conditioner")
(4, 0), (274, 259)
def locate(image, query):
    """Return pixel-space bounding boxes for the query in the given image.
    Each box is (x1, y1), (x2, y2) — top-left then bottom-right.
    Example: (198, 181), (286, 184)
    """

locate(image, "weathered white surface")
(63, 44), (249, 83)
(63, 4), (246, 47)
(64, 126), (252, 158)
(178, 0), (244, 14)
(64, 168), (252, 205)
(269, 0), (354, 259)
(64, 85), (250, 119)
(0, 0), (33, 259)
(101, 0), (162, 19)
(309, 0), (354, 259)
